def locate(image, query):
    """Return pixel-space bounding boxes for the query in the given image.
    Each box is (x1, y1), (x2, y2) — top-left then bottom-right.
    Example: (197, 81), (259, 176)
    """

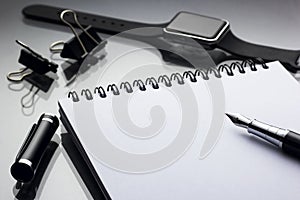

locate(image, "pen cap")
(10, 113), (59, 182)
(282, 131), (300, 157)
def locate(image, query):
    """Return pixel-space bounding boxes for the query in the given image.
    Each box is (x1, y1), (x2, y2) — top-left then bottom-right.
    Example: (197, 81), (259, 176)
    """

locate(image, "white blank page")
(59, 61), (300, 200)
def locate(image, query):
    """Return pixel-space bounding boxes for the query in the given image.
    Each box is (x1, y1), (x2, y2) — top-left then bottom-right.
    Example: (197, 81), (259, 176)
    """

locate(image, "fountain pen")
(226, 113), (300, 157)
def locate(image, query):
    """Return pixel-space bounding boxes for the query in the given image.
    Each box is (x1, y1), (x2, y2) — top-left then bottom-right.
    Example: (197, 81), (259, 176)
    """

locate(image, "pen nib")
(225, 113), (237, 123)
(225, 113), (252, 128)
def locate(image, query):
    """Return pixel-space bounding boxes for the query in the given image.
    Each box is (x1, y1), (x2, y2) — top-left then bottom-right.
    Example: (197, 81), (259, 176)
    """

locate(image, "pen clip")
(15, 123), (37, 161)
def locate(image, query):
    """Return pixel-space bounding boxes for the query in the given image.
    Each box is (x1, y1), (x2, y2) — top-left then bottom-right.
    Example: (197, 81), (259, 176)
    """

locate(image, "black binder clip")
(7, 40), (58, 92)
(49, 9), (106, 62)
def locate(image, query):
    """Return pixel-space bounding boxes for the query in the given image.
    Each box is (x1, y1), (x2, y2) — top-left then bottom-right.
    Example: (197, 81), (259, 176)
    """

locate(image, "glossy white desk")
(1, 0), (299, 199)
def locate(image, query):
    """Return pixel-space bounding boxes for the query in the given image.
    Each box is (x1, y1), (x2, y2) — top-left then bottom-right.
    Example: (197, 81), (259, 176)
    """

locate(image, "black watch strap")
(23, 4), (229, 66)
(23, 4), (300, 72)
(23, 4), (168, 35)
(218, 30), (300, 72)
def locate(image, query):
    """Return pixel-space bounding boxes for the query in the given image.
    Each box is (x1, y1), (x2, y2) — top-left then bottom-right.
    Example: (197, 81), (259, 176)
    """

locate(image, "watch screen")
(166, 12), (229, 42)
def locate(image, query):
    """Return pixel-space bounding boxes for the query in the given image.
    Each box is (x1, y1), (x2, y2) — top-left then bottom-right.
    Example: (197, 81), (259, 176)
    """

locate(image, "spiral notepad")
(59, 61), (300, 200)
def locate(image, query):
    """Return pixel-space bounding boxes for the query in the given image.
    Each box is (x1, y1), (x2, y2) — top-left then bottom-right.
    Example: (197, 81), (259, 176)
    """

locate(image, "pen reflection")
(61, 133), (109, 200)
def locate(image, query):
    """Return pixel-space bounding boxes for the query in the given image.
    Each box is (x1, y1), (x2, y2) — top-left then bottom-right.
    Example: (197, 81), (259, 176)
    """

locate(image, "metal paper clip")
(7, 40), (58, 83)
(49, 9), (104, 61)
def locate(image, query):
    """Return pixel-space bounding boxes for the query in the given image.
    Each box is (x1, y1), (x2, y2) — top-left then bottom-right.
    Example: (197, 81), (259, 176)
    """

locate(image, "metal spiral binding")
(170, 73), (185, 84)
(94, 86), (107, 98)
(67, 59), (269, 102)
(145, 77), (159, 89)
(158, 75), (172, 87)
(133, 79), (146, 91)
(120, 81), (133, 93)
(107, 84), (120, 95)
(81, 89), (93, 100)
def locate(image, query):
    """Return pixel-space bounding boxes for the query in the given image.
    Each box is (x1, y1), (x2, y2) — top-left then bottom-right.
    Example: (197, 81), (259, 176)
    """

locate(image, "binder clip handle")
(60, 10), (86, 57)
(7, 68), (32, 83)
(49, 9), (104, 61)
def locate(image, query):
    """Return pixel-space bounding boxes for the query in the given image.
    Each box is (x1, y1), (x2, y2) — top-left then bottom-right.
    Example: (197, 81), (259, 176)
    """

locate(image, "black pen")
(226, 113), (300, 157)
(10, 113), (59, 182)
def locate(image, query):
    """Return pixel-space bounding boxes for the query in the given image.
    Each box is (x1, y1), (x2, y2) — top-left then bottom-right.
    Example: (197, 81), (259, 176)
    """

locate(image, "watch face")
(164, 12), (229, 44)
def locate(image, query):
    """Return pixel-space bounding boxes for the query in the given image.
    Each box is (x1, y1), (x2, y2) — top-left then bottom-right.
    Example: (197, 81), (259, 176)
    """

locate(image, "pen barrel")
(248, 120), (288, 147)
(282, 131), (300, 157)
(11, 114), (59, 182)
(22, 114), (59, 167)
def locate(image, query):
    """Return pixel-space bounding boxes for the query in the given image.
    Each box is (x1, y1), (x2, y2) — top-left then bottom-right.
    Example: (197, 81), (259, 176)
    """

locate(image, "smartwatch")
(23, 5), (300, 72)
